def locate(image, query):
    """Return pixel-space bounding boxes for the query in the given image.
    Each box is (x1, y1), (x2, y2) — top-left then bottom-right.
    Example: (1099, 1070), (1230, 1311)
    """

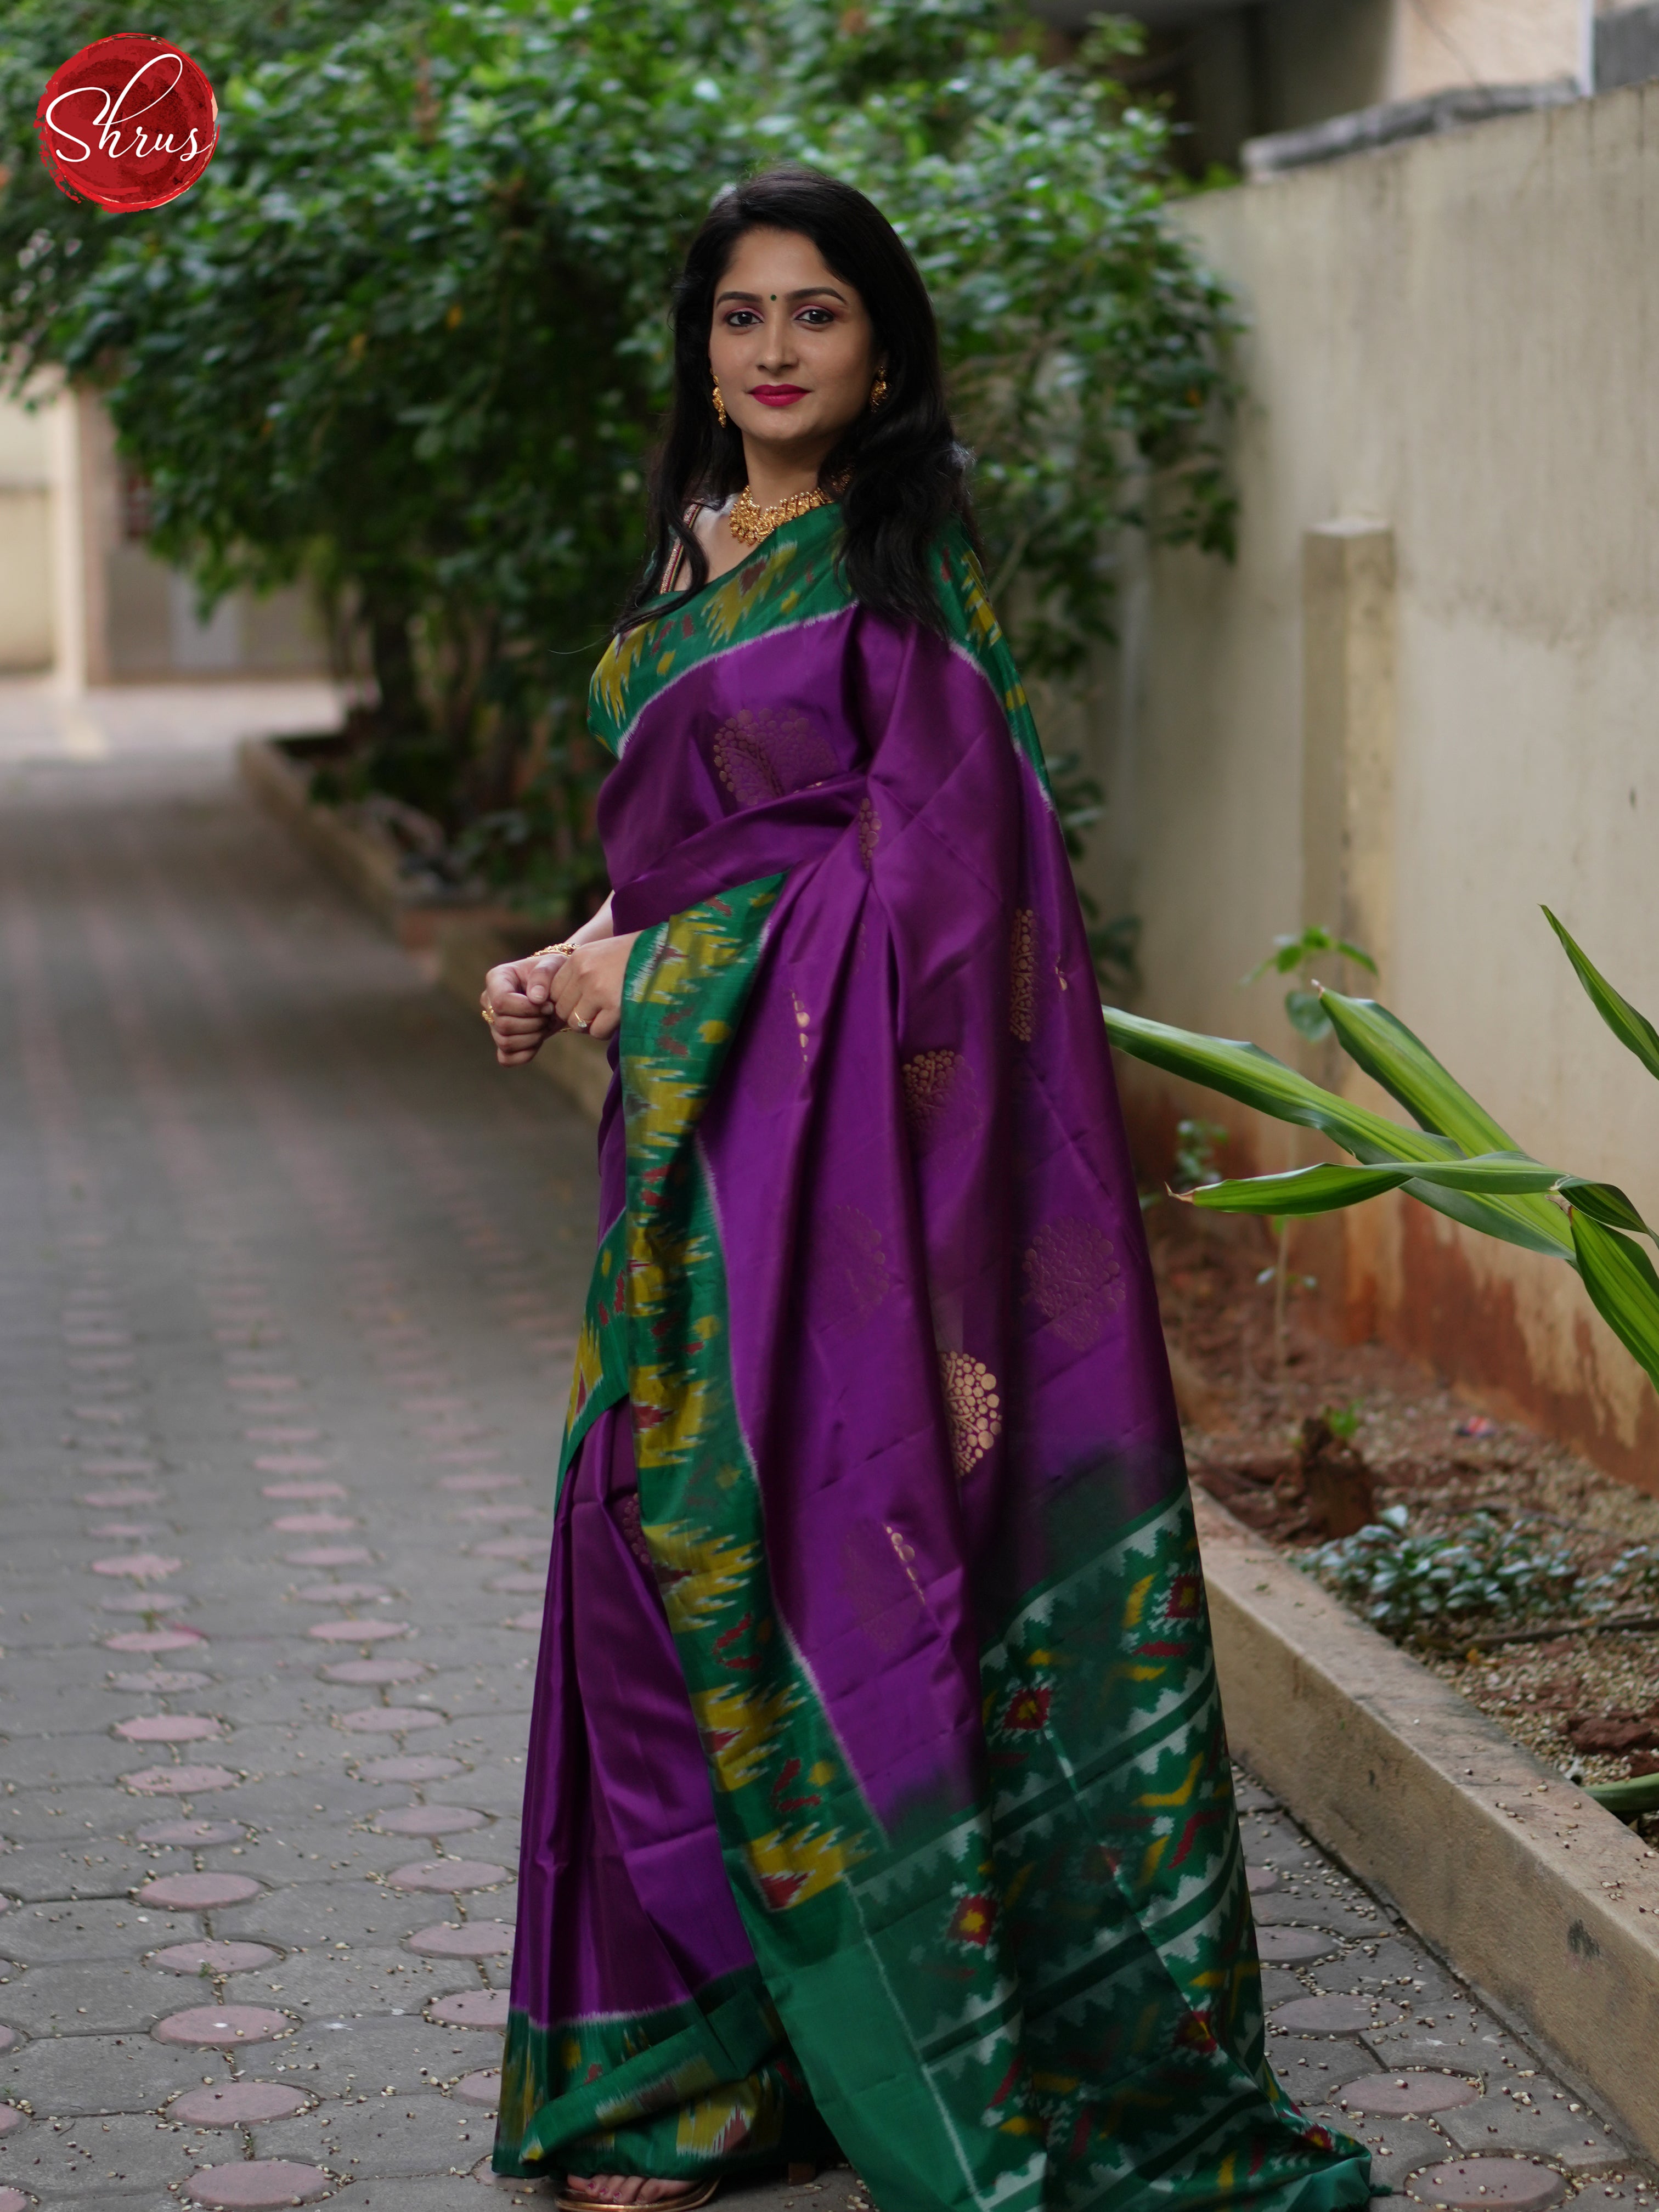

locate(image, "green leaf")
(1558, 1179), (1656, 1242)
(1543, 907), (1659, 1085)
(1570, 1212), (1659, 1395)
(1334, 938), (1379, 975)
(1320, 990), (1573, 1259)
(1585, 1772), (1659, 1819)
(1189, 1150), (1568, 1220)
(1285, 989), (1330, 1040)
(1103, 1007), (1574, 1264)
(1103, 1007), (1455, 1164)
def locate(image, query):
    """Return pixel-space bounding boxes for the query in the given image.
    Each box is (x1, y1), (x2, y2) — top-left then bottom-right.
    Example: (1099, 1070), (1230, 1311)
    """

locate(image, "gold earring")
(712, 380), (728, 428)
(868, 370), (888, 410)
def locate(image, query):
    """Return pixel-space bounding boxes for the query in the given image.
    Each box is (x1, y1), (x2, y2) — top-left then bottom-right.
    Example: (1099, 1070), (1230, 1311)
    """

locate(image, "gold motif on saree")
(1023, 1217), (1126, 1350)
(711, 706), (837, 808)
(821, 1203), (890, 1330)
(1010, 909), (1038, 1043)
(901, 1048), (969, 1148)
(856, 793), (881, 870)
(938, 1349), (1003, 1479)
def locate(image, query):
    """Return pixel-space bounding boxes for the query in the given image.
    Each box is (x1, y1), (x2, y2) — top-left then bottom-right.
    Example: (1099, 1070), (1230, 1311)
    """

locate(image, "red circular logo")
(36, 34), (217, 213)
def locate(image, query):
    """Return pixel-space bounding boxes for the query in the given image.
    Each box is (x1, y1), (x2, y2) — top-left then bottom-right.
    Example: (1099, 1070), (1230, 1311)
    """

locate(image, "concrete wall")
(0, 380), (331, 686)
(1087, 80), (1659, 1488)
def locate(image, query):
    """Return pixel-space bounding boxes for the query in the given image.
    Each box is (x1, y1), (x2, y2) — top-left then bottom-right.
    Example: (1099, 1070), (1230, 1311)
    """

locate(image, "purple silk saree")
(496, 507), (1371, 2212)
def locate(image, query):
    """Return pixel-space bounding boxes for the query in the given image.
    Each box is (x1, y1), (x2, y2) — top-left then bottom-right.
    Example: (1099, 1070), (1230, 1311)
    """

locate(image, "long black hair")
(619, 165), (977, 637)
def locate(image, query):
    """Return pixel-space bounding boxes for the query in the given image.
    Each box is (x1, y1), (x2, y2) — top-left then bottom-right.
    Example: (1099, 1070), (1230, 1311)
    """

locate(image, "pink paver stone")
(1269, 1995), (1402, 2034)
(172, 2081), (307, 2125)
(92, 1520), (165, 1538)
(137, 1819), (245, 1846)
(0, 2028), (14, 2055)
(123, 1763), (238, 1796)
(154, 1939), (280, 1975)
(455, 1503), (538, 1523)
(273, 1510), (357, 1533)
(0, 2182), (23, 2209)
(429, 1989), (511, 2029)
(336, 1705), (443, 1733)
(487, 1572), (545, 1595)
(472, 1536), (546, 1560)
(262, 1480), (346, 1500)
(507, 1609), (544, 1631)
(375, 1804), (486, 1836)
(115, 1713), (222, 1743)
(439, 1473), (524, 1493)
(454, 2069), (500, 2107)
(309, 1618), (410, 1643)
(139, 1871), (262, 1910)
(81, 1486), (163, 1507)
(1255, 1927), (1339, 1965)
(254, 1454), (335, 1475)
(155, 2004), (291, 2047)
(92, 1551), (183, 1579)
(356, 1754), (462, 1782)
(390, 1858), (512, 1893)
(295, 1581), (388, 1604)
(0, 2107), (22, 2136)
(186, 2159), (331, 2207)
(323, 1657), (427, 1685)
(1407, 2162), (1567, 2211)
(409, 1920), (514, 1958)
(287, 1545), (372, 1567)
(111, 1669), (211, 1693)
(1338, 2073), (1481, 2118)
(106, 1628), (204, 1654)
(1246, 1866), (1277, 1894)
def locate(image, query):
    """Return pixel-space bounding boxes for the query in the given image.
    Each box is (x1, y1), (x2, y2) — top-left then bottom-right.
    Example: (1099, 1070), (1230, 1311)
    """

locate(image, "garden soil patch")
(1152, 1203), (1659, 1808)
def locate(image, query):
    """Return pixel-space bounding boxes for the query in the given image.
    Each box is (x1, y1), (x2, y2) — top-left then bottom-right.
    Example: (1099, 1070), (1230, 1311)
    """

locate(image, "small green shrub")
(1311, 1505), (1578, 1642)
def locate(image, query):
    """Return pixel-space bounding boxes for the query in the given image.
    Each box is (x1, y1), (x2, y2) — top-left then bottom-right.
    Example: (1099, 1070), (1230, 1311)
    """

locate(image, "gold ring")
(533, 940), (578, 960)
(568, 1014), (589, 1032)
(481, 1004), (496, 1025)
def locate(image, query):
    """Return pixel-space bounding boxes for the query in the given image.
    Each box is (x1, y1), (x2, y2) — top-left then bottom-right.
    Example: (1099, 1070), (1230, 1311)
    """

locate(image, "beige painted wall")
(0, 380), (330, 685)
(1389, 0), (1583, 98)
(1089, 80), (1659, 1486)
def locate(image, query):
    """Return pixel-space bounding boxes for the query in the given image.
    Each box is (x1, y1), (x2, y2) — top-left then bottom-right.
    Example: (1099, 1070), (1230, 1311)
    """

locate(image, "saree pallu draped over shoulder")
(495, 506), (1373, 2212)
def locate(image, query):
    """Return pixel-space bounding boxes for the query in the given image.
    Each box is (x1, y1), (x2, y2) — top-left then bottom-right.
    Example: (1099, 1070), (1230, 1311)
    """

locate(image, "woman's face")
(708, 227), (882, 461)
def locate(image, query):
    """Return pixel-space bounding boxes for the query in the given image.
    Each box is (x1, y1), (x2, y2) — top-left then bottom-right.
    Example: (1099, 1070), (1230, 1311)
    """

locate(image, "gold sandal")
(556, 2183), (719, 2212)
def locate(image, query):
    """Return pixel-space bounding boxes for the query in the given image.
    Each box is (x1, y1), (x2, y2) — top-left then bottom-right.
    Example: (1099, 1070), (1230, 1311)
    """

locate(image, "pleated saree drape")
(495, 507), (1372, 2212)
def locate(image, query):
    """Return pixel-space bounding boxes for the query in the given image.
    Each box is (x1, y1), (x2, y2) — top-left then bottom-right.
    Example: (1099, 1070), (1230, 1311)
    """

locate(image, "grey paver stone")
(1438, 2089), (1627, 2169)
(0, 2104), (205, 2194)
(0, 1900), (194, 1966)
(0, 1960), (171, 2037)
(253, 2090), (489, 2176)
(0, 2028), (228, 2115)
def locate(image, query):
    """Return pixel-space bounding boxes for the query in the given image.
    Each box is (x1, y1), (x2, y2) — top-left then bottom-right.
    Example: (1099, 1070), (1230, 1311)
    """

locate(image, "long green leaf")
(1570, 1212), (1659, 1395)
(1105, 1007), (1575, 1265)
(1319, 991), (1573, 1259)
(1190, 1152), (1570, 1220)
(1103, 1007), (1459, 1166)
(1559, 1179), (1656, 1242)
(1544, 907), (1659, 1085)
(1190, 1164), (1413, 1217)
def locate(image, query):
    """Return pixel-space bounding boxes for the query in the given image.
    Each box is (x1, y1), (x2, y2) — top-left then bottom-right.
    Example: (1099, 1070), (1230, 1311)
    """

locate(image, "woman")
(481, 167), (1370, 2212)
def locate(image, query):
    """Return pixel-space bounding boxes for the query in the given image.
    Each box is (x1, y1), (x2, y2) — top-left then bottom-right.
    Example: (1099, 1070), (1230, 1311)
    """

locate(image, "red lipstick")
(751, 384), (807, 407)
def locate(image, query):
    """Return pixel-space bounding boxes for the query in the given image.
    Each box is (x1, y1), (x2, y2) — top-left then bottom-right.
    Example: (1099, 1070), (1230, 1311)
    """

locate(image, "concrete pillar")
(1301, 518), (1397, 1338)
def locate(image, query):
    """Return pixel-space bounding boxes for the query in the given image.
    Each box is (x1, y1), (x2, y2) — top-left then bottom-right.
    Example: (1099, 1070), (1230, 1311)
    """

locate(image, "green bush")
(2, 0), (1237, 922)
(1311, 1506), (1578, 1643)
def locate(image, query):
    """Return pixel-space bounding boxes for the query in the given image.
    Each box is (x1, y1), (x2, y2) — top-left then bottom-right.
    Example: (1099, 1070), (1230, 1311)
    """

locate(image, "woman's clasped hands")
(481, 910), (639, 1066)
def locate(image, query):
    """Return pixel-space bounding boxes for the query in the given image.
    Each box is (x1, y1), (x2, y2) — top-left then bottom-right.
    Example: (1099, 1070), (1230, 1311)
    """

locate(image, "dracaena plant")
(1105, 908), (1659, 1396)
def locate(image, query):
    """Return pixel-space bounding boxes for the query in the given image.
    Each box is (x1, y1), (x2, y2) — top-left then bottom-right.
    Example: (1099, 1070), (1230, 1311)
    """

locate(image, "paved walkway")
(0, 751), (1650, 2212)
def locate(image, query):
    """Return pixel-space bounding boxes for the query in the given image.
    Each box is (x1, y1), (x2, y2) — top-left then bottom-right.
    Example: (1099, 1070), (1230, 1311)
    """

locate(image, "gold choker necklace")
(728, 479), (842, 546)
